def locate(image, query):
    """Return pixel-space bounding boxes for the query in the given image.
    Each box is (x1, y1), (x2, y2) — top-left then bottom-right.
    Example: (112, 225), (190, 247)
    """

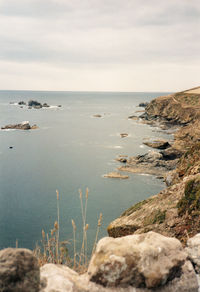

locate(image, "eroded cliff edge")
(108, 86), (200, 244)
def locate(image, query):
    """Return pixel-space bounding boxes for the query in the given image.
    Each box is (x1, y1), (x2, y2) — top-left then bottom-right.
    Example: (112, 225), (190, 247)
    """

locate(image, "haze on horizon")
(0, 0), (199, 92)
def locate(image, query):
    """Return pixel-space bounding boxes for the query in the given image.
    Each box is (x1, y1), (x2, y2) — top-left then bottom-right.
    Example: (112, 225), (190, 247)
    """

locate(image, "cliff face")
(107, 87), (200, 244)
(145, 92), (200, 125)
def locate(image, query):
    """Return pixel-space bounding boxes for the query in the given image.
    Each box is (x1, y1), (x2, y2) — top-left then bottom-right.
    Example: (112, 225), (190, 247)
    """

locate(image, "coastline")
(107, 86), (200, 244)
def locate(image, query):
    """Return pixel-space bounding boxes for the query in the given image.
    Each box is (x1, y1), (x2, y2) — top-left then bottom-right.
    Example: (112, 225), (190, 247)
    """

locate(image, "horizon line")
(0, 89), (173, 93)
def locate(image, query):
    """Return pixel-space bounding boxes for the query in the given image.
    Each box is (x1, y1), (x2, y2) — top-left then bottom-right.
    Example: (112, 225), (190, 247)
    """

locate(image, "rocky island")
(108, 86), (200, 244)
(10, 99), (62, 109)
(1, 121), (38, 130)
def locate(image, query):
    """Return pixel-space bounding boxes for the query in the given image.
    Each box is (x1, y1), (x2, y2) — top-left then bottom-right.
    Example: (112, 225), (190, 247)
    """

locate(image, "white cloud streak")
(0, 0), (199, 91)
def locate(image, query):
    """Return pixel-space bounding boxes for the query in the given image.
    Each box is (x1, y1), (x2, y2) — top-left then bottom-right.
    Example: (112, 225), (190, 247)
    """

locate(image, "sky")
(0, 0), (199, 92)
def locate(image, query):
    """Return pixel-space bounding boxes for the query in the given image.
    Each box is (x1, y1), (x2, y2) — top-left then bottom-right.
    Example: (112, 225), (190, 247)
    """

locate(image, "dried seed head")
(79, 189), (82, 199)
(42, 230), (45, 239)
(86, 188), (89, 199)
(98, 213), (103, 226)
(51, 229), (55, 236)
(56, 190), (59, 201)
(54, 221), (58, 230)
(71, 219), (76, 230)
(85, 224), (89, 231)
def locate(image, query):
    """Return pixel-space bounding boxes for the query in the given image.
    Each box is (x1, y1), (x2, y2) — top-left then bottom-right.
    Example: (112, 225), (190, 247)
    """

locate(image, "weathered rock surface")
(39, 233), (199, 292)
(104, 172), (129, 179)
(0, 248), (40, 292)
(118, 149), (178, 177)
(88, 232), (188, 289)
(1, 121), (38, 130)
(1, 233), (200, 291)
(40, 264), (78, 292)
(185, 233), (200, 273)
(143, 139), (170, 150)
(141, 92), (200, 130)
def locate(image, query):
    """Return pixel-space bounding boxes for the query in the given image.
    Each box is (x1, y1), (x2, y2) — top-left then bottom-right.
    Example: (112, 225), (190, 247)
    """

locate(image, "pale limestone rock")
(186, 233), (200, 273)
(40, 264), (77, 292)
(0, 248), (39, 292)
(39, 234), (199, 292)
(87, 232), (187, 288)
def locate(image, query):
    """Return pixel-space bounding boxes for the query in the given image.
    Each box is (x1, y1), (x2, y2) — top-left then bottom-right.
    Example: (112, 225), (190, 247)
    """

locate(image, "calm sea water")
(0, 90), (170, 254)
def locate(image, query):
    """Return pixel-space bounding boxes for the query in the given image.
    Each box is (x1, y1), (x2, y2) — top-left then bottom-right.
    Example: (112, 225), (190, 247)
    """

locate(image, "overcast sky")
(0, 0), (199, 92)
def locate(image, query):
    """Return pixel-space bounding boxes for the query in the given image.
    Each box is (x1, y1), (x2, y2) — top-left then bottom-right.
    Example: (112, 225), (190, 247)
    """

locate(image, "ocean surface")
(0, 90), (171, 254)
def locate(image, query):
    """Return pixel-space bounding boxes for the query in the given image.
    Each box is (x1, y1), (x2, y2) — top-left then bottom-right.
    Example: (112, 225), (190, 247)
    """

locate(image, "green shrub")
(177, 178), (200, 215)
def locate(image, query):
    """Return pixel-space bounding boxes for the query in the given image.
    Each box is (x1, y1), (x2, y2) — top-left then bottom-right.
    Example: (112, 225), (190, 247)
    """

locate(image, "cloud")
(0, 0), (199, 90)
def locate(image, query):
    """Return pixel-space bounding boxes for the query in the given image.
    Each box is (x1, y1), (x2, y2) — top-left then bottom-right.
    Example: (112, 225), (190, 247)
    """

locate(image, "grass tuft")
(34, 188), (102, 273)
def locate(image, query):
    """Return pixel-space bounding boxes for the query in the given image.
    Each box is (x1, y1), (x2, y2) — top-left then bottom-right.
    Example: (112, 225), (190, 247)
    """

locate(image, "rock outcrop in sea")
(1, 121), (38, 130)
(108, 86), (200, 244)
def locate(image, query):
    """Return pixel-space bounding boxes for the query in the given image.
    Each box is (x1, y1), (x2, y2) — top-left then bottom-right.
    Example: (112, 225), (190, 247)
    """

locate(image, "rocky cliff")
(108, 87), (200, 244)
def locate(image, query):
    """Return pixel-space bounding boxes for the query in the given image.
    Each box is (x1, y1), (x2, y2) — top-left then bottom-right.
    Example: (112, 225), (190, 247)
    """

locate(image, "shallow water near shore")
(0, 90), (171, 254)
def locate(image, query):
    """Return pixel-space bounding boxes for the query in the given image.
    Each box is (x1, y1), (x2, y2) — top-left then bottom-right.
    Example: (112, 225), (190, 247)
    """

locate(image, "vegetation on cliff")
(107, 86), (200, 244)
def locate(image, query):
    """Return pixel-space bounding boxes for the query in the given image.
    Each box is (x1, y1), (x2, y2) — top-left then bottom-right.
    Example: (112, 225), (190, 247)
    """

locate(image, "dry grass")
(34, 188), (102, 273)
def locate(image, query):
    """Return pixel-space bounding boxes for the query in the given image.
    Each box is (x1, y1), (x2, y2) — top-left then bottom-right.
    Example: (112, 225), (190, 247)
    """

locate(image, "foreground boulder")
(0, 248), (40, 292)
(88, 232), (188, 289)
(40, 232), (198, 291)
(0, 233), (199, 291)
(185, 233), (200, 274)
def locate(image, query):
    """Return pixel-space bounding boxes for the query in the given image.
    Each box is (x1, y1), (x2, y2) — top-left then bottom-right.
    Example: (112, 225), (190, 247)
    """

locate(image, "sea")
(0, 90), (171, 255)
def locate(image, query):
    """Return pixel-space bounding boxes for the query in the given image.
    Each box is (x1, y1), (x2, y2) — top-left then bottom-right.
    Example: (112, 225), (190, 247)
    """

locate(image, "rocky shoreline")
(107, 87), (200, 244)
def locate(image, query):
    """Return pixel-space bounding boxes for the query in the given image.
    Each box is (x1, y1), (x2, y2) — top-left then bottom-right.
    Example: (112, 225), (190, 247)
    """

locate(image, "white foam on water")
(49, 105), (59, 109)
(1, 129), (16, 132)
(105, 145), (123, 149)
(138, 173), (151, 176)
(114, 145), (123, 149)
(140, 144), (145, 148)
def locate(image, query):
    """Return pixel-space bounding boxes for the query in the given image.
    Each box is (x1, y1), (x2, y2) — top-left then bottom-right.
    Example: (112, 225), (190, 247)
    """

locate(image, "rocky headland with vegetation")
(107, 86), (200, 245)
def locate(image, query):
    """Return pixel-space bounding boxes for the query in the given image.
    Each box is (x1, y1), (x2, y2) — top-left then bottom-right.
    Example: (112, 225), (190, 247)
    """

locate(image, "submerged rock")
(138, 102), (149, 107)
(93, 114), (102, 118)
(120, 133), (128, 138)
(104, 172), (129, 179)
